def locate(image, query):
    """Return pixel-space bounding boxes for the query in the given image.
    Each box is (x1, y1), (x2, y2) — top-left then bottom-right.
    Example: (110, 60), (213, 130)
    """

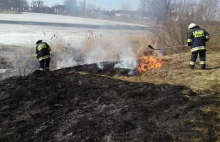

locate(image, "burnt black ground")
(0, 63), (219, 142)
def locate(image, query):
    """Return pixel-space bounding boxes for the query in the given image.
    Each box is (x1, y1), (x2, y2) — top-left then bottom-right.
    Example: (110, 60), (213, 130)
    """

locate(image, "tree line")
(139, 0), (219, 22)
(0, 0), (29, 12)
(0, 0), (90, 16)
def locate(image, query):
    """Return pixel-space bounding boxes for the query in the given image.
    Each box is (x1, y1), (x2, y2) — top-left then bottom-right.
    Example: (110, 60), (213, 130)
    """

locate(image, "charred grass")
(0, 67), (219, 141)
(0, 26), (220, 141)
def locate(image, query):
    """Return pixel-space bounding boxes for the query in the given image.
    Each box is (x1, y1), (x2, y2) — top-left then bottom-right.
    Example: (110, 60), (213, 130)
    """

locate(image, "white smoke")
(114, 48), (137, 70)
(1, 31), (139, 79)
(80, 33), (137, 70)
(0, 46), (40, 79)
(56, 52), (77, 69)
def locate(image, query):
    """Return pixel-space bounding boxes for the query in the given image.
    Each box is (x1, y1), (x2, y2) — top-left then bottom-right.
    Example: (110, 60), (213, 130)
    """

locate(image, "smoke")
(0, 46), (39, 79)
(80, 32), (137, 70)
(0, 11), (148, 79)
(0, 31), (139, 79)
(114, 48), (137, 69)
(154, 50), (164, 57)
(55, 52), (77, 69)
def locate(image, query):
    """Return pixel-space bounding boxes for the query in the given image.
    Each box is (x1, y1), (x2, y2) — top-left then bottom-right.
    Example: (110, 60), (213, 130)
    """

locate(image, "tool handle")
(163, 45), (187, 49)
(148, 44), (187, 50)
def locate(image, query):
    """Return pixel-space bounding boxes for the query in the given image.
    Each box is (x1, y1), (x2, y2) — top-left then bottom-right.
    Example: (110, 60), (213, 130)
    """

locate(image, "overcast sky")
(27, 0), (139, 10)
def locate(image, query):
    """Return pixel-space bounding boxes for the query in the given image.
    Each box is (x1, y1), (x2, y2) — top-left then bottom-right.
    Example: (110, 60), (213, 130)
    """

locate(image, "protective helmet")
(36, 40), (43, 44)
(188, 23), (197, 29)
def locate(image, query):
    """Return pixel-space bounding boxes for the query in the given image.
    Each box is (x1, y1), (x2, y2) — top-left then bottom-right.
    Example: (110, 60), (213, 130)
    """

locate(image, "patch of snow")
(0, 13), (146, 27)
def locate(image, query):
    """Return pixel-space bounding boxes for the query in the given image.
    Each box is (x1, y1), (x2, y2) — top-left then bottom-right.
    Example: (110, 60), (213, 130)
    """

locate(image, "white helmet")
(188, 23), (197, 29)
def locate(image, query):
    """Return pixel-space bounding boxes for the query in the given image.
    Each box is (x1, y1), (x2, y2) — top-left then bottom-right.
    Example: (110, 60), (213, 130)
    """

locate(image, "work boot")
(189, 65), (195, 69)
(201, 64), (206, 70)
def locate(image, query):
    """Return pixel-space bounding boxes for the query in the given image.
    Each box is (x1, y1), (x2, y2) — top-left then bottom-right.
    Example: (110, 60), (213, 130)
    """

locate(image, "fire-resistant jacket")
(36, 42), (51, 61)
(187, 26), (209, 53)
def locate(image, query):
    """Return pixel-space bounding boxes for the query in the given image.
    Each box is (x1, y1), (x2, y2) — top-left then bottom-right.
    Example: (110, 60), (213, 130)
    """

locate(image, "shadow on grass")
(206, 66), (220, 70)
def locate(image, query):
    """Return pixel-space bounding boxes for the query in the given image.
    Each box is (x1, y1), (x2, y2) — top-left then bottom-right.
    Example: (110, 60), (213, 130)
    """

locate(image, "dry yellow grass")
(116, 50), (220, 91)
(129, 34), (154, 56)
(48, 34), (67, 70)
(0, 56), (7, 65)
(110, 32), (219, 93)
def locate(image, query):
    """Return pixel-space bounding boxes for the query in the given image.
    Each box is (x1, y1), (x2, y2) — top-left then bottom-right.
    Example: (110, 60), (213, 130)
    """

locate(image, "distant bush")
(0, 10), (19, 14)
(0, 56), (8, 65)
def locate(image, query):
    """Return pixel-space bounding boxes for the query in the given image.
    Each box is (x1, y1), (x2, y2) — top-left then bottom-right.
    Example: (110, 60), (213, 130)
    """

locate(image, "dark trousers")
(190, 50), (206, 69)
(39, 58), (50, 71)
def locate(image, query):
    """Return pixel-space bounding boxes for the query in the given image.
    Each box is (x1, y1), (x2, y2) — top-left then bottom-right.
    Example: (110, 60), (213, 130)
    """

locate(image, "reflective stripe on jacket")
(187, 27), (209, 52)
(37, 43), (49, 51)
(36, 42), (51, 61)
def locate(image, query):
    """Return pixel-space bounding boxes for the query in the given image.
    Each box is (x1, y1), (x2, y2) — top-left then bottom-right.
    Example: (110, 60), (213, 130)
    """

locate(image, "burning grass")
(137, 56), (165, 74)
(115, 50), (220, 92)
(47, 32), (169, 75)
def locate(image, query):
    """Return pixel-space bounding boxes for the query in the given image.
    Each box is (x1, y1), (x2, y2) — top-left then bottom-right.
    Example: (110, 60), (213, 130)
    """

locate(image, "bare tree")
(148, 0), (220, 50)
(197, 0), (219, 21)
(171, 0), (198, 22)
(31, 0), (44, 13)
(82, 0), (86, 16)
(139, 0), (175, 21)
(87, 3), (95, 11)
(121, 1), (131, 11)
(139, 0), (148, 20)
(19, 0), (29, 11)
(31, 0), (44, 8)
(152, 0), (175, 20)
(0, 0), (10, 10)
(0, 0), (29, 12)
(64, 0), (77, 15)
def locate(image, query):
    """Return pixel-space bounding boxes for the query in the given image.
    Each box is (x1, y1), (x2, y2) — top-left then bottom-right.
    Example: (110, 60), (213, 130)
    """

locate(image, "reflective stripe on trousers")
(200, 61), (206, 65)
(38, 55), (50, 61)
(191, 46), (206, 52)
(190, 61), (195, 65)
(190, 50), (206, 65)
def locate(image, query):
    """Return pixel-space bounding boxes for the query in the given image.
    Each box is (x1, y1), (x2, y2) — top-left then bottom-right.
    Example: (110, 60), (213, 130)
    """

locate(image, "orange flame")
(137, 56), (164, 73)
(97, 57), (102, 63)
(97, 57), (101, 62)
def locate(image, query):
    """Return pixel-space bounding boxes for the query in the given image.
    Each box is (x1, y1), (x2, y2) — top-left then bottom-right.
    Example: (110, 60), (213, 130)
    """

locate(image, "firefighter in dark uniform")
(187, 23), (209, 70)
(36, 40), (51, 71)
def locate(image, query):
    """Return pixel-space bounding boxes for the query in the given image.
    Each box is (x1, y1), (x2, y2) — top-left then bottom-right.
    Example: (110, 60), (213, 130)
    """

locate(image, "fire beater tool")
(148, 45), (187, 50)
(24, 64), (39, 79)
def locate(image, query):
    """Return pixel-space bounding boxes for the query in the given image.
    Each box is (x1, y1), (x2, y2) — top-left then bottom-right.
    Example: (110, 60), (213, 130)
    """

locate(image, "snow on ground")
(0, 13), (146, 27)
(0, 24), (91, 47)
(0, 24), (144, 47)
(0, 13), (146, 47)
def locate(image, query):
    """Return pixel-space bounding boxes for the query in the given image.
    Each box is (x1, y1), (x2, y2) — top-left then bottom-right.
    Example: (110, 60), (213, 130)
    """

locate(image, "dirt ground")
(0, 58), (219, 141)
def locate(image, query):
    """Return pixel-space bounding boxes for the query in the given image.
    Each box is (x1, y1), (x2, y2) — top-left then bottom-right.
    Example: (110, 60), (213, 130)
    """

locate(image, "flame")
(137, 56), (164, 73)
(97, 57), (101, 62)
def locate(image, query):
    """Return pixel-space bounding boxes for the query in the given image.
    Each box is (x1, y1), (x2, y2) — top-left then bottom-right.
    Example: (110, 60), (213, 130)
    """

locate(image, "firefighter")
(36, 40), (51, 71)
(187, 23), (209, 70)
